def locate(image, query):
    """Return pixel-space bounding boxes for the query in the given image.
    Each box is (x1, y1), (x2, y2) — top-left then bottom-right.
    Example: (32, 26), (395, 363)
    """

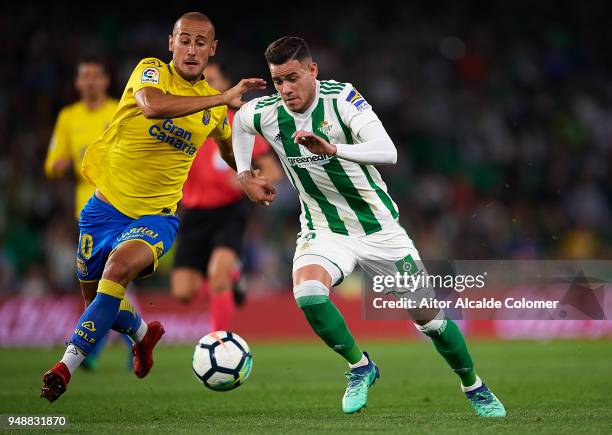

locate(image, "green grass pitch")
(1, 340), (611, 433)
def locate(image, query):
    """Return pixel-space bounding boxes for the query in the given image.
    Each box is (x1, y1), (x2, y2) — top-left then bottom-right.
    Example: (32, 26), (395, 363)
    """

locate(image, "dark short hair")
(75, 57), (108, 75)
(264, 36), (312, 65)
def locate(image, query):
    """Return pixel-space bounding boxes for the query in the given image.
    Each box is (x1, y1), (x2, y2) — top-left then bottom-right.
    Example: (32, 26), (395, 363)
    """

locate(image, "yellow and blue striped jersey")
(44, 99), (118, 219)
(82, 57), (231, 218)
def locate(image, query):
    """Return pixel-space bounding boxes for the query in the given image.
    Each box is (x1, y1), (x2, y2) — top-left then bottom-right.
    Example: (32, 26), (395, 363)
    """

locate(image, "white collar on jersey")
(281, 80), (321, 119)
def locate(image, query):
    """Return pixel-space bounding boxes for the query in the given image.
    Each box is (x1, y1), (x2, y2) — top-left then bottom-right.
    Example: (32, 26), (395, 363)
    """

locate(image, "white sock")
(130, 319), (148, 343)
(61, 344), (86, 374)
(461, 375), (483, 392)
(348, 353), (369, 369)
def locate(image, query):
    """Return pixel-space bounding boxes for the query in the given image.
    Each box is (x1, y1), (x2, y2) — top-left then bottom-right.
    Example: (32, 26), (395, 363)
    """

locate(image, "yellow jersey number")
(80, 234), (94, 259)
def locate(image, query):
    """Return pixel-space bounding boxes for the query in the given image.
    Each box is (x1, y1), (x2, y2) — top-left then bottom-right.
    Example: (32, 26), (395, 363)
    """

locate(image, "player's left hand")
(237, 170), (276, 206)
(293, 130), (337, 156)
(223, 78), (267, 108)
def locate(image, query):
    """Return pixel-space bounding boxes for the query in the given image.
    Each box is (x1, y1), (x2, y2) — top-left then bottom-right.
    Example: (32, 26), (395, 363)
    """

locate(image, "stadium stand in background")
(1, 2), (611, 295)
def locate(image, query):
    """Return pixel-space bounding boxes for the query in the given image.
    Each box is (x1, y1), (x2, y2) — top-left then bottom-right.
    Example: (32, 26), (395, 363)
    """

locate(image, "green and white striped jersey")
(236, 80), (399, 237)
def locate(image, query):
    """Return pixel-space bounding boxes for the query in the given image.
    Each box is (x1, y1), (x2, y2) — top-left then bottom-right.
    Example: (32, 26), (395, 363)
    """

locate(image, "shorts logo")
(346, 88), (371, 112)
(153, 241), (165, 258)
(304, 232), (316, 241)
(141, 67), (160, 84)
(77, 258), (88, 277)
(81, 321), (96, 332)
(118, 226), (159, 242)
(395, 254), (419, 275)
(299, 232), (316, 251)
(318, 120), (333, 136)
(202, 109), (211, 125)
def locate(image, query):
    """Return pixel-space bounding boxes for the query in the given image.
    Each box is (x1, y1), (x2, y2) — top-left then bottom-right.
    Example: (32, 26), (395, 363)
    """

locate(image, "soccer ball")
(192, 331), (253, 391)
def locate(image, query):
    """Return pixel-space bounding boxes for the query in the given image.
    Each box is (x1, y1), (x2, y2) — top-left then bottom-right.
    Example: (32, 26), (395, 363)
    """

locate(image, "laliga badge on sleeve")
(141, 67), (160, 84)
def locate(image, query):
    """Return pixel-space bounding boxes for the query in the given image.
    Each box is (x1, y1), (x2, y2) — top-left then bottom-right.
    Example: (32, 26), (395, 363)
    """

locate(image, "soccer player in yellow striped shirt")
(40, 12), (274, 402)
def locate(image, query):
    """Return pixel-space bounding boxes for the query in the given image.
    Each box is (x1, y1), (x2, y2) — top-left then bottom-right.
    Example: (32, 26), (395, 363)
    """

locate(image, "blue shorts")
(76, 195), (179, 282)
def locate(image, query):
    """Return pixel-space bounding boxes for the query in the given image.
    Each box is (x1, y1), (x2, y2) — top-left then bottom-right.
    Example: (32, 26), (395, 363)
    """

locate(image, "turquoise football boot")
(465, 383), (506, 417)
(342, 352), (380, 414)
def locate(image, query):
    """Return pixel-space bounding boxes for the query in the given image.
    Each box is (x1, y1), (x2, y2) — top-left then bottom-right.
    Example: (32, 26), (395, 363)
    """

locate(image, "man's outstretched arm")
(135, 78), (266, 119)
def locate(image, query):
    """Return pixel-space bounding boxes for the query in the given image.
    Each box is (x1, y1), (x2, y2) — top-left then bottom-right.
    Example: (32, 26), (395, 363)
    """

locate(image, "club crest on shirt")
(202, 109), (212, 125)
(141, 67), (160, 84)
(319, 120), (333, 136)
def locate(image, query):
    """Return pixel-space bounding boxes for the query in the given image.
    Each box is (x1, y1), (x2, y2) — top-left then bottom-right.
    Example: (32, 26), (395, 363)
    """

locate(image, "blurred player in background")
(44, 58), (116, 220)
(40, 12), (270, 402)
(44, 58), (133, 371)
(233, 36), (506, 416)
(171, 62), (281, 331)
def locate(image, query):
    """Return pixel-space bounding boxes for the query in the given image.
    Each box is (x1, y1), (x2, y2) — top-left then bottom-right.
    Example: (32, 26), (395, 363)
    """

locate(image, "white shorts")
(292, 222), (422, 288)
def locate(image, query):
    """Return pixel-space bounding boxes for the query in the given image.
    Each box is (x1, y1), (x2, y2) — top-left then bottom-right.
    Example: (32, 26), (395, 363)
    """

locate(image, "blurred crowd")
(1, 2), (611, 294)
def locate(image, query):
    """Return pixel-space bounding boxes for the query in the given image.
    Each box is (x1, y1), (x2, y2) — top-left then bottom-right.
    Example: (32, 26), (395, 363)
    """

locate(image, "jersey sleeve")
(336, 83), (381, 138)
(44, 108), (71, 178)
(232, 101), (259, 174)
(209, 105), (232, 141)
(127, 58), (169, 95)
(242, 99), (271, 159)
(235, 100), (260, 135)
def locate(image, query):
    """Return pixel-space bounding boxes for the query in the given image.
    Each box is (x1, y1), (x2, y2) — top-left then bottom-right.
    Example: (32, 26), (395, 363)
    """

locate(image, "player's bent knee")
(413, 309), (445, 334)
(293, 280), (330, 308)
(293, 255), (340, 288)
(102, 258), (132, 286)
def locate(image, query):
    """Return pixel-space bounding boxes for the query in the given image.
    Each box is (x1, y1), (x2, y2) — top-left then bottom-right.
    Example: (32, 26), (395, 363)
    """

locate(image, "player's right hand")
(223, 78), (267, 109)
(237, 170), (276, 206)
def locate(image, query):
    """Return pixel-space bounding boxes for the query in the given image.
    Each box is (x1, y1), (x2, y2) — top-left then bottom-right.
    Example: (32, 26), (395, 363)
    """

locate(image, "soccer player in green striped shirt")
(232, 36), (506, 416)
